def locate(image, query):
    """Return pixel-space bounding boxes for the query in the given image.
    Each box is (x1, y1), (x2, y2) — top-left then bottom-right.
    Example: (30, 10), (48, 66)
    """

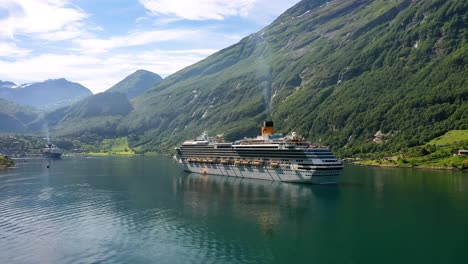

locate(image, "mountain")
(105, 70), (162, 99)
(119, 0), (467, 154)
(0, 81), (16, 89)
(36, 92), (133, 137)
(0, 98), (39, 133)
(0, 78), (93, 111)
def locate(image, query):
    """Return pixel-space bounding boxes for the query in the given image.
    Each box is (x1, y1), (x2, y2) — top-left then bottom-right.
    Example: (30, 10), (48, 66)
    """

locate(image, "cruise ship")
(42, 144), (62, 159)
(174, 121), (343, 184)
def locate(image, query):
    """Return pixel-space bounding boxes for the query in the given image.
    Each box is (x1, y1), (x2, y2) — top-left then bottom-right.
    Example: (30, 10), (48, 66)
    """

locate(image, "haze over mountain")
(3, 0), (467, 157)
(0, 81), (16, 89)
(35, 92), (133, 138)
(0, 98), (39, 133)
(105, 70), (163, 99)
(0, 79), (92, 111)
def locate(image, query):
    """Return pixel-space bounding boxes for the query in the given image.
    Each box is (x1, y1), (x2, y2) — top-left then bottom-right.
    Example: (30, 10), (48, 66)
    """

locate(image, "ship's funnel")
(261, 120), (274, 138)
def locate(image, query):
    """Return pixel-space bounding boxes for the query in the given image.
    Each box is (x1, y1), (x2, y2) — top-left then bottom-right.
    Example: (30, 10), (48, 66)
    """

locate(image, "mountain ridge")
(105, 70), (162, 99)
(0, 78), (92, 111)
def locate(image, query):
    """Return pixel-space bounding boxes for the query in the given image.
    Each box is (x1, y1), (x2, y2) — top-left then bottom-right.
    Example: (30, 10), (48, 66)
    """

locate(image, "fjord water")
(1, 157), (467, 263)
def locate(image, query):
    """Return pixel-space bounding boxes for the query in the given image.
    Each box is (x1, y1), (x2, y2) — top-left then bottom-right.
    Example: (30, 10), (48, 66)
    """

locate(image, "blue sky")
(0, 0), (299, 93)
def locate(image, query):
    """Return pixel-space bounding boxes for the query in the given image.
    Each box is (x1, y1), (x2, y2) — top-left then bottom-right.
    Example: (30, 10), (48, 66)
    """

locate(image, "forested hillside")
(35, 92), (133, 138)
(118, 0), (466, 155)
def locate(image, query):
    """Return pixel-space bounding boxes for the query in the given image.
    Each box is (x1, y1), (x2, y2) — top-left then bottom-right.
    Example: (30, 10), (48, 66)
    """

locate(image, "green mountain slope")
(37, 92), (133, 137)
(0, 78), (92, 111)
(120, 0), (466, 154)
(0, 98), (39, 133)
(105, 70), (162, 99)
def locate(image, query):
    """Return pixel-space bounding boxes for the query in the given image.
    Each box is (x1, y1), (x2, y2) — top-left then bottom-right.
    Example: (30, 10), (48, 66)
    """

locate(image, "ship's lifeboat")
(221, 159), (230, 164)
(269, 161), (280, 168)
(253, 160), (264, 166)
(201, 159), (208, 163)
(240, 160), (251, 166)
(234, 160), (241, 165)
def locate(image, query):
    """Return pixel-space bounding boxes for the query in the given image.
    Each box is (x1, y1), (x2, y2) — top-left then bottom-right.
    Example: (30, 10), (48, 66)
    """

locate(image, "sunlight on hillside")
(88, 137), (135, 155)
(429, 130), (468, 145)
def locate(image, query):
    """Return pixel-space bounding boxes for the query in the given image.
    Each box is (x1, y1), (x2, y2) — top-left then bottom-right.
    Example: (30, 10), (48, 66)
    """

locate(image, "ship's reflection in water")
(172, 173), (330, 238)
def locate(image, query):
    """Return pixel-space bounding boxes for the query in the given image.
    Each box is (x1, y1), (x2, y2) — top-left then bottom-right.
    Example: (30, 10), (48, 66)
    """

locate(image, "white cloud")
(75, 29), (204, 53)
(0, 42), (31, 57)
(37, 23), (90, 41)
(0, 49), (217, 93)
(139, 0), (299, 23)
(0, 0), (88, 39)
(0, 0), (300, 94)
(140, 0), (257, 20)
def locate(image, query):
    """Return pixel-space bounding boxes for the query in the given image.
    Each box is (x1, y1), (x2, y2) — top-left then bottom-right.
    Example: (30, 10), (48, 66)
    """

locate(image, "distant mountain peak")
(105, 69), (162, 99)
(135, 69), (152, 73)
(0, 81), (17, 89)
(0, 78), (92, 111)
(46, 78), (66, 81)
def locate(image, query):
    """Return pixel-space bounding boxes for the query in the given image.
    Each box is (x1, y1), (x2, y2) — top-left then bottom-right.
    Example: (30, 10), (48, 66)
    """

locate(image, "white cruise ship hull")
(177, 160), (340, 185)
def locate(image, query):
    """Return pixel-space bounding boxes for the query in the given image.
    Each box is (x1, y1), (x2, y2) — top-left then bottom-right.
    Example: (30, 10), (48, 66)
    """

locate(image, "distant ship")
(174, 121), (343, 184)
(42, 144), (62, 159)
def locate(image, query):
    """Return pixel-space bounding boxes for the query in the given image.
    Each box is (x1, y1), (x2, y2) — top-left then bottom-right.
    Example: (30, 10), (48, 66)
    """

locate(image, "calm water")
(0, 157), (467, 264)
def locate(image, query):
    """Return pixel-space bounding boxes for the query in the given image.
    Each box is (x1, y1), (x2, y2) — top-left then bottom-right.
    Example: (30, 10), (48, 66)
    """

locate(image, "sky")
(0, 0), (299, 93)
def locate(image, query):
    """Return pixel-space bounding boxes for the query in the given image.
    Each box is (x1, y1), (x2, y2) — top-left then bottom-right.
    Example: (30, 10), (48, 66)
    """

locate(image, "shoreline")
(86, 153), (136, 157)
(352, 161), (467, 172)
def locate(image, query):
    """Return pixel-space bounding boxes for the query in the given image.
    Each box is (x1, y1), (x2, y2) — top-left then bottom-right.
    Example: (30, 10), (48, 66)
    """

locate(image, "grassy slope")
(429, 130), (468, 145)
(87, 137), (135, 156)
